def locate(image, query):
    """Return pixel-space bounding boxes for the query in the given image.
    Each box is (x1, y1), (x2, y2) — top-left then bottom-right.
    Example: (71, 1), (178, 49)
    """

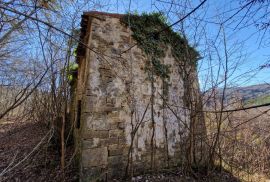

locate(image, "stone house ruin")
(71, 11), (207, 181)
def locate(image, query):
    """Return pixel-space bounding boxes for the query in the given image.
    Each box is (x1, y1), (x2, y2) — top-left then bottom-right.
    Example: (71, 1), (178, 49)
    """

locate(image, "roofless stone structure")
(71, 11), (207, 181)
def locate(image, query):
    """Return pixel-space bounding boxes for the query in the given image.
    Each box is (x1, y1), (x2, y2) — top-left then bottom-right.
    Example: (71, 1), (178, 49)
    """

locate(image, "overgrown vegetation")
(67, 62), (78, 85)
(121, 12), (199, 82)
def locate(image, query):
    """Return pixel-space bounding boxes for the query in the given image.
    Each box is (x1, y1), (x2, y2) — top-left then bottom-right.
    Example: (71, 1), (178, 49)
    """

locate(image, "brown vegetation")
(0, 120), (78, 181)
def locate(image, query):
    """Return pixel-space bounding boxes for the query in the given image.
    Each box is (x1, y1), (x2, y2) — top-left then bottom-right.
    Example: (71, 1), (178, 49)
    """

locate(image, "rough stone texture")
(82, 147), (108, 167)
(72, 11), (207, 181)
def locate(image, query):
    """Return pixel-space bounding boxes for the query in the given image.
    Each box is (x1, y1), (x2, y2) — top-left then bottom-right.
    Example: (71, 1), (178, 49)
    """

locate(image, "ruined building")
(71, 11), (207, 181)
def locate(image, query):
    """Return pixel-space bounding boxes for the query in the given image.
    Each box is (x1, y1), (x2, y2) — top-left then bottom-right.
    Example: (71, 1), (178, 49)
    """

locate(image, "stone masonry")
(72, 11), (207, 181)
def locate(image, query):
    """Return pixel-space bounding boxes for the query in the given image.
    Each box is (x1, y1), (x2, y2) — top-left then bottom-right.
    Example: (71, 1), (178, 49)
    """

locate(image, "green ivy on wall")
(67, 62), (78, 85)
(121, 12), (200, 82)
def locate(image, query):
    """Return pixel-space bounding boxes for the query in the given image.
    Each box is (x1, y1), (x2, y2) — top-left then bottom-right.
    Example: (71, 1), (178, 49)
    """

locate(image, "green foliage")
(245, 94), (270, 106)
(121, 12), (199, 83)
(151, 58), (170, 79)
(73, 47), (77, 57)
(67, 62), (78, 85)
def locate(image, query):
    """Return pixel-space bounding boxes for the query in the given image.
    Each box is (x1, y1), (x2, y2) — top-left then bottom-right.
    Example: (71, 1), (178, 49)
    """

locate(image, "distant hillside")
(223, 83), (270, 102)
(204, 84), (270, 107)
(245, 94), (270, 106)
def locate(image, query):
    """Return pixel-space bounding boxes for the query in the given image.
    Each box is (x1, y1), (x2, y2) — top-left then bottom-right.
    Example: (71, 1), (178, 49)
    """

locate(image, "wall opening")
(76, 100), (81, 129)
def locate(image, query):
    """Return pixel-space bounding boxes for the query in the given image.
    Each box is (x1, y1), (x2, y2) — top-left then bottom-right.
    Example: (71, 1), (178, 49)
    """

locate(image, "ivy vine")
(121, 12), (200, 93)
(67, 62), (78, 86)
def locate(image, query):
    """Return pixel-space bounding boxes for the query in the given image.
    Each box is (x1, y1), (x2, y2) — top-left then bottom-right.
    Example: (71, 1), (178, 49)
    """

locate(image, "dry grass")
(205, 106), (270, 182)
(0, 120), (78, 182)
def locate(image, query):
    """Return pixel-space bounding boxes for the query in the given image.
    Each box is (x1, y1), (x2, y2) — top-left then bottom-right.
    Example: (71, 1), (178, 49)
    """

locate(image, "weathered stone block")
(108, 144), (124, 156)
(107, 155), (126, 178)
(82, 147), (108, 167)
(108, 144), (121, 150)
(117, 122), (125, 129)
(86, 114), (110, 130)
(100, 137), (119, 145)
(83, 96), (99, 112)
(85, 89), (98, 96)
(109, 129), (124, 138)
(109, 148), (123, 156)
(107, 111), (120, 122)
(82, 137), (121, 149)
(106, 97), (116, 105)
(118, 137), (126, 145)
(82, 130), (109, 139)
(109, 123), (118, 130)
(108, 154), (122, 162)
(93, 106), (122, 113)
(82, 138), (100, 149)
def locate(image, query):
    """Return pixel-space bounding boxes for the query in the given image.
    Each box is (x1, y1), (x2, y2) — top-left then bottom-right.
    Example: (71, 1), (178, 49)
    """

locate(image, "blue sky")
(90, 0), (269, 89)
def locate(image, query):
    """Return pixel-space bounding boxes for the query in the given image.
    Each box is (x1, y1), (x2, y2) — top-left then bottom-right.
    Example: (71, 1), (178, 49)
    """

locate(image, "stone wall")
(73, 11), (206, 181)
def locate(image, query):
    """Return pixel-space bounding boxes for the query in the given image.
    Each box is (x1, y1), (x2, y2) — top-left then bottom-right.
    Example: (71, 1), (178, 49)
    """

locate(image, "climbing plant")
(67, 62), (78, 85)
(121, 12), (200, 83)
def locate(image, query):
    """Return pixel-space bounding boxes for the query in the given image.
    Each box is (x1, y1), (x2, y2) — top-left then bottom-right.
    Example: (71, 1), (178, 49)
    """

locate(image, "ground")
(130, 168), (241, 182)
(0, 119), (241, 182)
(0, 120), (78, 182)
